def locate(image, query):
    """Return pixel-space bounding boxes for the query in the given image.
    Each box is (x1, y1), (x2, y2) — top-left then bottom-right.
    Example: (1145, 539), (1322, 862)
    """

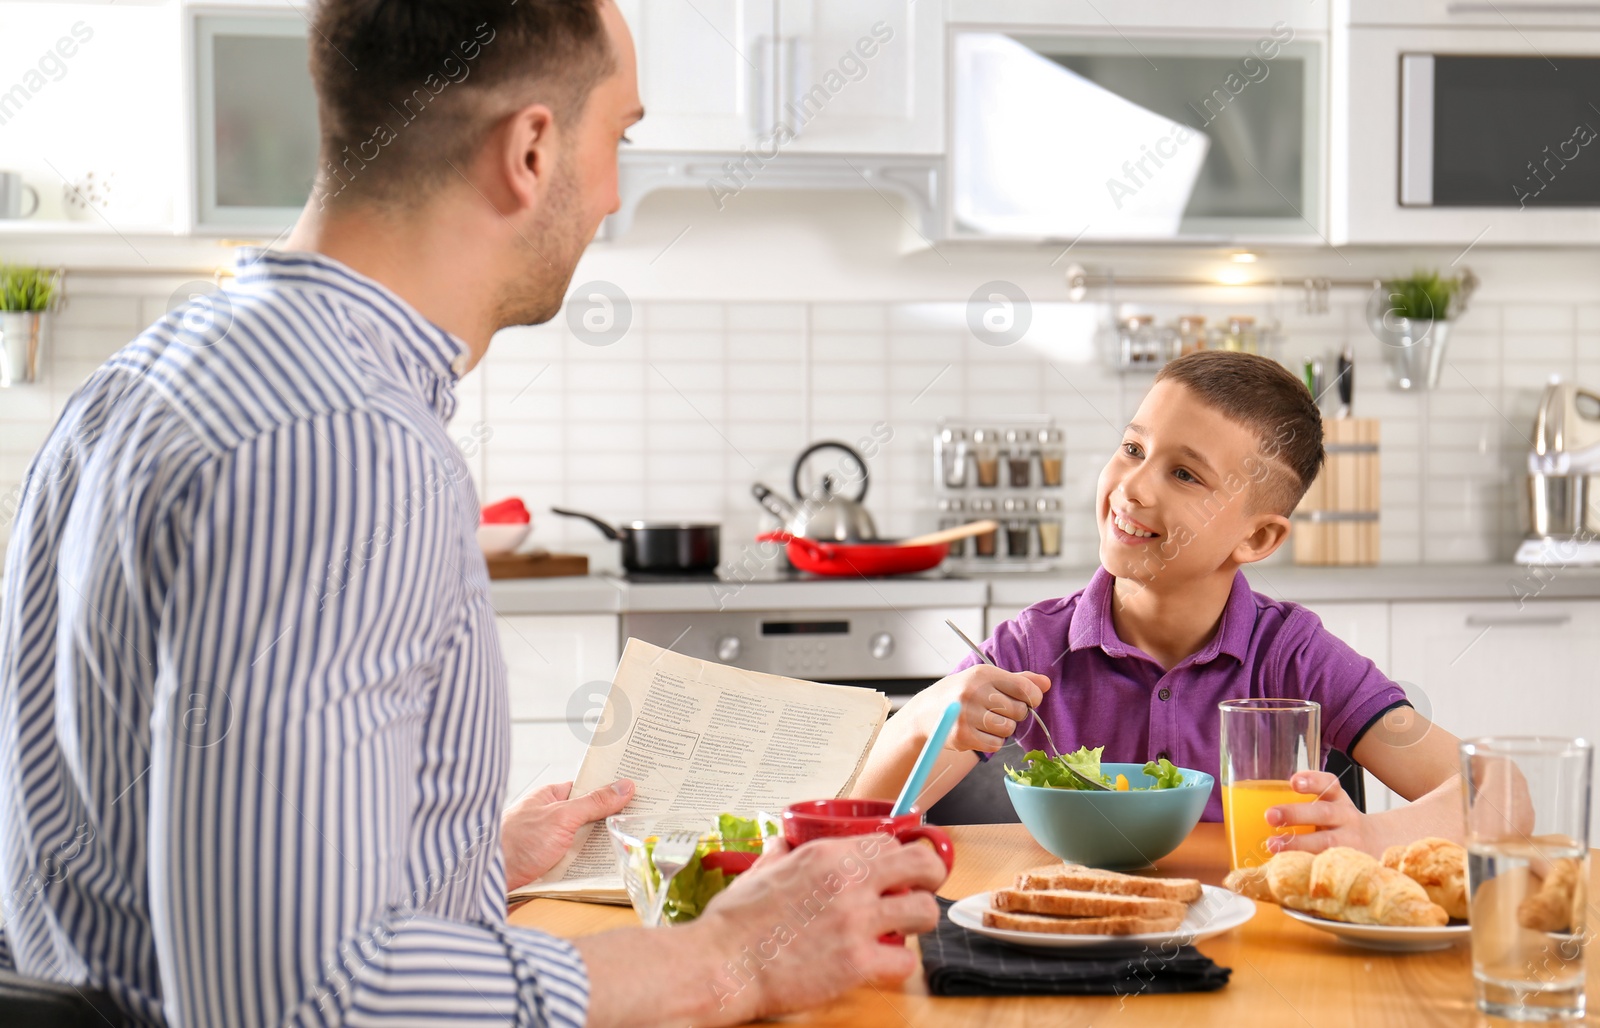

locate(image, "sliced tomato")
(698, 850), (759, 875)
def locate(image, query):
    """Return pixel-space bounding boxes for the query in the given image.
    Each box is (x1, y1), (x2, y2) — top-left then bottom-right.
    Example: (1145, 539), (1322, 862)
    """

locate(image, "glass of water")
(1461, 736), (1593, 1021)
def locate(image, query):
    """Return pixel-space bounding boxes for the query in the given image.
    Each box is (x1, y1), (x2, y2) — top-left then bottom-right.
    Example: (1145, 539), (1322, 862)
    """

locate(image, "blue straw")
(891, 701), (962, 817)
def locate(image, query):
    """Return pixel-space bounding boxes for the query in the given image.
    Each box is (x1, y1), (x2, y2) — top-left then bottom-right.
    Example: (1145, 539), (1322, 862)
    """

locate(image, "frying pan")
(757, 532), (950, 578)
(553, 507), (720, 574)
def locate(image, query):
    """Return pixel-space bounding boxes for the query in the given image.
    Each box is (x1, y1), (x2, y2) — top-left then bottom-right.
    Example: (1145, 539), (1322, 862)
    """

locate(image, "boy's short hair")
(1154, 351), (1325, 516)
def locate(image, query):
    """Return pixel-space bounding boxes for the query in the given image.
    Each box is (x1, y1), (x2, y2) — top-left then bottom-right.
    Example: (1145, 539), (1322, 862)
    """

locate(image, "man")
(0, 2), (944, 1025)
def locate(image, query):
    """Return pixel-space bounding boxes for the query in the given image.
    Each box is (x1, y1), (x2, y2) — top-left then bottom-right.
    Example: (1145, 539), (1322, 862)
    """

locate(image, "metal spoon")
(943, 619), (1111, 791)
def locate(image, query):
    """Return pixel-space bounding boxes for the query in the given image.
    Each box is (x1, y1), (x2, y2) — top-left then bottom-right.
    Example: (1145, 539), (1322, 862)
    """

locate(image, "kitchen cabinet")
(775, 0), (943, 154)
(1389, 600), (1600, 828)
(508, 721), (598, 803)
(613, 0), (772, 152)
(985, 605), (1024, 637)
(497, 614), (620, 802)
(498, 614), (620, 719)
(615, 0), (942, 154)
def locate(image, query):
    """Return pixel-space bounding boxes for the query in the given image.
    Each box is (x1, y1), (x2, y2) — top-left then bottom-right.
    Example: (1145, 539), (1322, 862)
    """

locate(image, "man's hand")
(1264, 771), (1378, 857)
(914, 664), (1052, 754)
(501, 779), (634, 891)
(687, 833), (948, 1024)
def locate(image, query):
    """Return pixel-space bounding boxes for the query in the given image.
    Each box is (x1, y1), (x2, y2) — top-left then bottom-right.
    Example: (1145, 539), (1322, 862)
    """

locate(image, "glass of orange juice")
(1219, 699), (1321, 870)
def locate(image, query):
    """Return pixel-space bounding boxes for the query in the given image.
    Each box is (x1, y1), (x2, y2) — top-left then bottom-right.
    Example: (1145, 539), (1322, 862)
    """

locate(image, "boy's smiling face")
(1096, 379), (1294, 585)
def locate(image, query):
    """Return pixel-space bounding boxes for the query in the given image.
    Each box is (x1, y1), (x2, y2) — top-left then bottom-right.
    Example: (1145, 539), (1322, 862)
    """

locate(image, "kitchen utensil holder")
(1292, 418), (1380, 565)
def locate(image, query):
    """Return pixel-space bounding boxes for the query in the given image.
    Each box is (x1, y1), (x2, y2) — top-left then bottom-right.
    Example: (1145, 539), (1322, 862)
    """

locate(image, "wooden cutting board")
(484, 552), (589, 580)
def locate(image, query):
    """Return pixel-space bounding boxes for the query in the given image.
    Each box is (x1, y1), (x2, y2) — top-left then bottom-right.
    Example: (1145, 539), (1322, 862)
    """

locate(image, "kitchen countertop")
(489, 570), (987, 615)
(985, 562), (1600, 607)
(490, 562), (1600, 616)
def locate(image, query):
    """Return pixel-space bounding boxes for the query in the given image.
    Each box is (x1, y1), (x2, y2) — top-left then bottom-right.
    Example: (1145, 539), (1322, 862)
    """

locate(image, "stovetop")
(608, 566), (973, 586)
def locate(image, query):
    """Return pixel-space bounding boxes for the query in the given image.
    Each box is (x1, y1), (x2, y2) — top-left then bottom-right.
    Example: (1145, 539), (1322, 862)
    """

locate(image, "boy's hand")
(919, 664), (1052, 754)
(1263, 771), (1378, 857)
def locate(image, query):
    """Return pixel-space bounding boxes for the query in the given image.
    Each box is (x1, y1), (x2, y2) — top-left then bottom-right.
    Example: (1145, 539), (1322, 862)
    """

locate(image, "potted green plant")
(0, 264), (60, 387)
(1365, 269), (1476, 390)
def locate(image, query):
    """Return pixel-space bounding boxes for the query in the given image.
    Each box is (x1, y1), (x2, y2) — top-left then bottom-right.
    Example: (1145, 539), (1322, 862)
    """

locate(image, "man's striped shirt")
(0, 249), (589, 1026)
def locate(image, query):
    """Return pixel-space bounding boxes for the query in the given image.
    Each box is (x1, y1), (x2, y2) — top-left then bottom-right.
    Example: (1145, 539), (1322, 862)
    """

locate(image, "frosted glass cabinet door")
(950, 28), (1324, 241)
(614, 0), (776, 151)
(191, 12), (318, 230)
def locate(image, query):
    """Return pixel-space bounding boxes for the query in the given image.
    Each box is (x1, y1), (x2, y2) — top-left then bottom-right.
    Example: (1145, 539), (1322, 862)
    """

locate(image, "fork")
(646, 831), (703, 927)
(943, 619), (1110, 791)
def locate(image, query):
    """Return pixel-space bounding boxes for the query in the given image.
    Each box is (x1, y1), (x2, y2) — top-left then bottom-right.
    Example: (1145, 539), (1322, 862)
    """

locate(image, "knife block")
(1292, 418), (1379, 565)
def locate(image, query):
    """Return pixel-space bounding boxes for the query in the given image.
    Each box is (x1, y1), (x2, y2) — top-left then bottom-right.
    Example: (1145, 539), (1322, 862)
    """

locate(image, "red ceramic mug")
(781, 798), (955, 944)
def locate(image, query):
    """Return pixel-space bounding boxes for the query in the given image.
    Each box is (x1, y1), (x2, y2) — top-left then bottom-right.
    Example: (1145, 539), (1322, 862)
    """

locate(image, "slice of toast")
(990, 887), (1188, 921)
(984, 907), (1186, 936)
(1014, 862), (1203, 904)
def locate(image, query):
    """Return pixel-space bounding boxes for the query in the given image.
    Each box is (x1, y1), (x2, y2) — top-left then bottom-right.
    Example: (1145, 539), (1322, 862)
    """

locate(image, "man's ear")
(488, 103), (556, 213)
(1232, 512), (1291, 565)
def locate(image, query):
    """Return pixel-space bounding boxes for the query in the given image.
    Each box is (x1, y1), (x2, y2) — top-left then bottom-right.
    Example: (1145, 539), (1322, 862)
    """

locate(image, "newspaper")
(508, 638), (890, 904)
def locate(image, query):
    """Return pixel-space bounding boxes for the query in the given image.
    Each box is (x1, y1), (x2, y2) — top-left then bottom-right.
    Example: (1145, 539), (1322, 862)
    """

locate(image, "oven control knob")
(869, 632), (895, 660)
(716, 635), (742, 662)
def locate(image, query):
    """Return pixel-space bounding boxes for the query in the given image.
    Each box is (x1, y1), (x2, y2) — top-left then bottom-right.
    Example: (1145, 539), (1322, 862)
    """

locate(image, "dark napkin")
(920, 897), (1231, 997)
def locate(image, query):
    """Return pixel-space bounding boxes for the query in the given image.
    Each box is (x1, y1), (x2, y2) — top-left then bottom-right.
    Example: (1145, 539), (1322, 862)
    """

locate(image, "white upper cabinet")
(614, 0), (774, 152)
(773, 0), (943, 154)
(615, 0), (942, 154)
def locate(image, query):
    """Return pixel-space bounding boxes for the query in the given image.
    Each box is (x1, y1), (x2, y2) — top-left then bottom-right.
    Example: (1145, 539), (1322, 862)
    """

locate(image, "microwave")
(1341, 2), (1600, 244)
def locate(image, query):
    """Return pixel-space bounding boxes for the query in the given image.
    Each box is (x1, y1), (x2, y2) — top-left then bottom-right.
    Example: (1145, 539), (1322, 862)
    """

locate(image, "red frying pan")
(756, 521), (996, 578)
(757, 532), (946, 577)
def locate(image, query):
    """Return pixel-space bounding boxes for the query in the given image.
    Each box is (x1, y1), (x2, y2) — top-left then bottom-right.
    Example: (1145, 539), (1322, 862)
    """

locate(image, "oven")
(620, 606), (982, 711)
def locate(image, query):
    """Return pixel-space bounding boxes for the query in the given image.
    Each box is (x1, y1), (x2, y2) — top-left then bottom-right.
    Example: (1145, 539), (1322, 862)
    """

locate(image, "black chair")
(1325, 748), (1366, 813)
(0, 970), (123, 1027)
(925, 745), (1023, 826)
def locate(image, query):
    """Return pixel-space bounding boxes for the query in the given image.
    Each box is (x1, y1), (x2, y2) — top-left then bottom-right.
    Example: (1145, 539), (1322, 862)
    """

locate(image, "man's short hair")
(1154, 350), (1325, 515)
(309, 0), (612, 207)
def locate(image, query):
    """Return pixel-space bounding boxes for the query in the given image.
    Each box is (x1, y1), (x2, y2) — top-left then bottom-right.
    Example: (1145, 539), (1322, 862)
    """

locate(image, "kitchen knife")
(1337, 344), (1353, 418)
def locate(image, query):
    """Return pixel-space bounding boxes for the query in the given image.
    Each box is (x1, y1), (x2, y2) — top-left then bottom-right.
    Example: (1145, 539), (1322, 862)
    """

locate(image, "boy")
(855, 351), (1465, 857)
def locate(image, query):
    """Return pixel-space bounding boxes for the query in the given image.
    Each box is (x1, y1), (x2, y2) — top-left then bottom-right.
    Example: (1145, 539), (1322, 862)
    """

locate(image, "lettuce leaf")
(1142, 757), (1185, 790)
(1005, 749), (1192, 791)
(1005, 746), (1107, 789)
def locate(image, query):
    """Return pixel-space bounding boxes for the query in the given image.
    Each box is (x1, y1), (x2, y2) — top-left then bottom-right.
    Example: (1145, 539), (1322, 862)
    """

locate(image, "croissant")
(1382, 837), (1470, 921)
(1518, 857), (1585, 933)
(1224, 847), (1449, 927)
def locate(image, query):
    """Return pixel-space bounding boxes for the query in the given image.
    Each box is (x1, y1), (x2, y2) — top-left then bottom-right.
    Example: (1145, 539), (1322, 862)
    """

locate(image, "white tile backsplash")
(1, 288), (1589, 566)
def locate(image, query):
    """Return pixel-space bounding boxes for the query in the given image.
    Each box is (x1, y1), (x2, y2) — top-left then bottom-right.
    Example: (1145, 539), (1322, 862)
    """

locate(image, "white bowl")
(477, 523), (531, 558)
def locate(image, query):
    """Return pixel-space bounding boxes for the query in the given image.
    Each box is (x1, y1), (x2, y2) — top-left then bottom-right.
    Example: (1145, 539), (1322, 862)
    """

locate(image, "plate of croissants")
(1223, 838), (1471, 952)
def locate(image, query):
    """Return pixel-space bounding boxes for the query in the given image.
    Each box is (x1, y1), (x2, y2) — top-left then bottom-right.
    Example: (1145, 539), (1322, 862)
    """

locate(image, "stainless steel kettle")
(751, 440), (878, 542)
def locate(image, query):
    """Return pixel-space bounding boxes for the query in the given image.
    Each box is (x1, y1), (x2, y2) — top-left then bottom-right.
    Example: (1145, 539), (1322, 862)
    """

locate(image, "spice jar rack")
(1105, 313), (1284, 372)
(932, 418), (1067, 571)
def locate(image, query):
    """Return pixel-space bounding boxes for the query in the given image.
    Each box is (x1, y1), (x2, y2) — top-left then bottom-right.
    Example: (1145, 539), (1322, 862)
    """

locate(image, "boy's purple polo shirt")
(961, 567), (1409, 822)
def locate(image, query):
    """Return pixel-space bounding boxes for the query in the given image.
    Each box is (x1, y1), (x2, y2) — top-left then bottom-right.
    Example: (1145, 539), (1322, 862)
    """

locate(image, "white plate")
(949, 885), (1255, 952)
(1282, 908), (1470, 952)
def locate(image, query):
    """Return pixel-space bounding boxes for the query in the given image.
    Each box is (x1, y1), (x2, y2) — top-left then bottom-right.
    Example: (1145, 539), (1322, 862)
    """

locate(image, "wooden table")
(509, 824), (1600, 1026)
